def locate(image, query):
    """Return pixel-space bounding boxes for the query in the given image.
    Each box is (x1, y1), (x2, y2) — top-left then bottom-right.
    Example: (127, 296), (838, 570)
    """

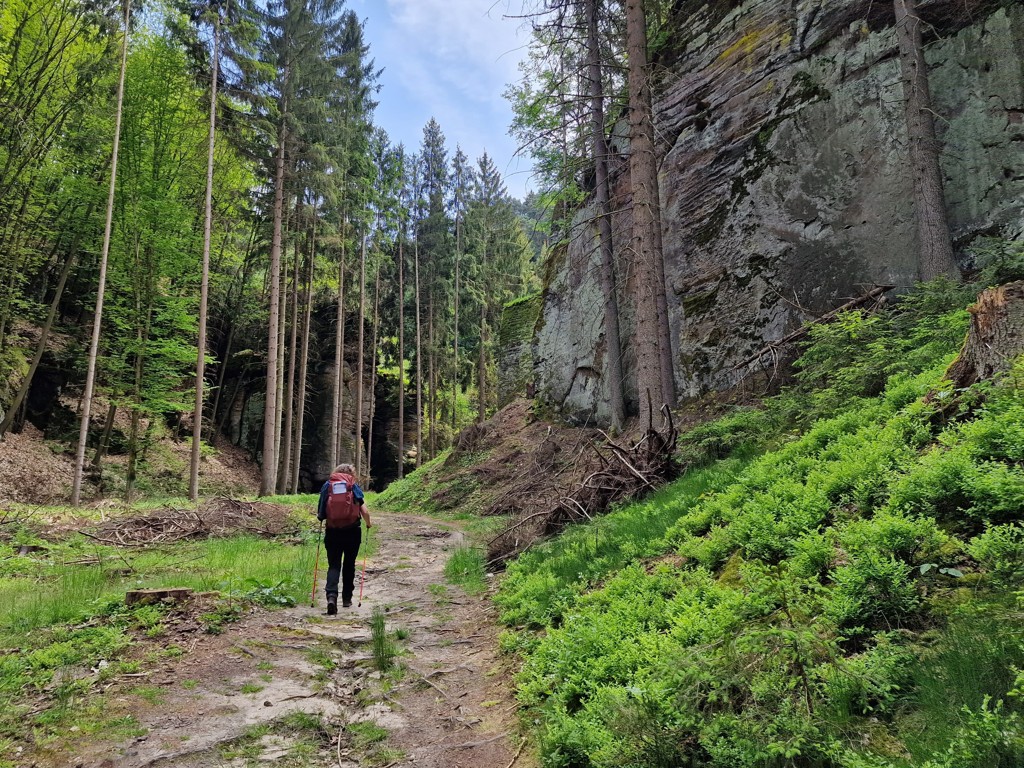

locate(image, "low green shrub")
(968, 525), (1024, 587)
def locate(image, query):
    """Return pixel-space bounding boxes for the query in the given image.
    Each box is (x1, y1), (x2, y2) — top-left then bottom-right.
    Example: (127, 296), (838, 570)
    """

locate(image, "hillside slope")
(476, 279), (1024, 768)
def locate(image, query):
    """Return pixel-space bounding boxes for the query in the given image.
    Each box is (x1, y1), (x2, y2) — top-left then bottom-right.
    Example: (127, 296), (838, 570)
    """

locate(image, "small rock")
(264, 700), (273, 707)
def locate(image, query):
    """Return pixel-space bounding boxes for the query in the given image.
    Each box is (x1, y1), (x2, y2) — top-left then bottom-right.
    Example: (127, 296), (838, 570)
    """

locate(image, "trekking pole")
(357, 553), (367, 607)
(310, 519), (323, 608)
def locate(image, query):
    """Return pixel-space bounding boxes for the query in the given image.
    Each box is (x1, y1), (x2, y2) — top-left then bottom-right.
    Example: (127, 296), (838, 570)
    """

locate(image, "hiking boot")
(342, 599), (352, 608)
(326, 599), (337, 616)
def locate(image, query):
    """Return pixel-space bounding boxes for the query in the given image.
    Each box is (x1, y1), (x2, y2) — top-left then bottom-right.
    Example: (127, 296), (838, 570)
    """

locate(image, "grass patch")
(370, 607), (396, 672)
(444, 546), (488, 594)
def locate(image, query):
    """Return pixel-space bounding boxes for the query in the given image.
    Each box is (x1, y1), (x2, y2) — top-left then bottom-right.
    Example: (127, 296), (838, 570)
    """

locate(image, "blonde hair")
(333, 463), (356, 475)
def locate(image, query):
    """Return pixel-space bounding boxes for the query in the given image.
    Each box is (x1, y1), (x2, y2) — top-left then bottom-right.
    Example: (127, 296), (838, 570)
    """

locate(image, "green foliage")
(968, 525), (1024, 587)
(444, 546), (487, 594)
(498, 284), (1024, 768)
(370, 607), (396, 672)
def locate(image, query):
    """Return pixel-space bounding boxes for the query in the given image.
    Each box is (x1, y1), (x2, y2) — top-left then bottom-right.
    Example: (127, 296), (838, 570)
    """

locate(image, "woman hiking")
(317, 463), (372, 614)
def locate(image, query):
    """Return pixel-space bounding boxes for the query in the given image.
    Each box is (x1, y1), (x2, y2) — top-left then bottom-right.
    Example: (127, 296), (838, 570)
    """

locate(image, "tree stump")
(946, 281), (1024, 388)
(125, 588), (194, 607)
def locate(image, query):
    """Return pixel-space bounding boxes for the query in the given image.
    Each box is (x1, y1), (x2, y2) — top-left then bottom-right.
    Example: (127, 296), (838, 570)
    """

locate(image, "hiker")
(317, 463), (372, 614)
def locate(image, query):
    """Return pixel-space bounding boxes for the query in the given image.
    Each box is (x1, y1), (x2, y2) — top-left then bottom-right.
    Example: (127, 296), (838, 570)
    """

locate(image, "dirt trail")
(71, 513), (528, 768)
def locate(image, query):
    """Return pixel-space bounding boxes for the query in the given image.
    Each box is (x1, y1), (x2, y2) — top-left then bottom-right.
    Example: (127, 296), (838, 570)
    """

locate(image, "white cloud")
(353, 0), (535, 197)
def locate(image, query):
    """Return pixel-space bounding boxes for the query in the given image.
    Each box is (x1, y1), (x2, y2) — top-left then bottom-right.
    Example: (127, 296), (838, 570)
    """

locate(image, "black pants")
(324, 524), (362, 603)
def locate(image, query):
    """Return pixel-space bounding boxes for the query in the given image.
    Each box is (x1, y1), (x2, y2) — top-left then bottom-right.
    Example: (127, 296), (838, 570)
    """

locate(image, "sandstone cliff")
(533, 0), (1024, 424)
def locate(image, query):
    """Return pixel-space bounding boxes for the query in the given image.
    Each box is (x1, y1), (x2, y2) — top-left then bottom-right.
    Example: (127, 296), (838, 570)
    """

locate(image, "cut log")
(946, 281), (1024, 389)
(125, 588), (194, 607)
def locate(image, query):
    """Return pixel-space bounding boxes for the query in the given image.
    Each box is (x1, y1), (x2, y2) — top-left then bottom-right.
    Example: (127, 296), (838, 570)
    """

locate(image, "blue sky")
(350, 0), (535, 200)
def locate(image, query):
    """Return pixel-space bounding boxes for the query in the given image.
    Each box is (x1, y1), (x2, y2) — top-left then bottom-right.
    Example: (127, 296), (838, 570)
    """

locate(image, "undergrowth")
(0, 520), (322, 764)
(497, 279), (1024, 768)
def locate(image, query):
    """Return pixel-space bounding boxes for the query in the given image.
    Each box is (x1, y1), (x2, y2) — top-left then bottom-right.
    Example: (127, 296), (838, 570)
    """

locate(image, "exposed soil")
(0, 420), (259, 505)
(43, 512), (531, 768)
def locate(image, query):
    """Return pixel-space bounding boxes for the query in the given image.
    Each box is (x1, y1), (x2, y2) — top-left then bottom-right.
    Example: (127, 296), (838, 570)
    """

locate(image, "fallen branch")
(732, 285), (893, 370)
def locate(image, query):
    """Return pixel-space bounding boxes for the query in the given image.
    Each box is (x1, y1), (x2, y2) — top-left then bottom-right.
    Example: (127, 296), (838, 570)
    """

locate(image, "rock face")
(534, 0), (1024, 424)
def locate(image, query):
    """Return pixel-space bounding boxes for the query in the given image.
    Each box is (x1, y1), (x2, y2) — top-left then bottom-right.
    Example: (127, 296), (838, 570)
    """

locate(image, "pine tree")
(894, 0), (958, 281)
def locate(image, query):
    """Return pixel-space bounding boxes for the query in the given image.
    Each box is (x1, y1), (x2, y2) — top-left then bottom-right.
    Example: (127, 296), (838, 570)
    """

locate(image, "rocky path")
(72, 513), (527, 768)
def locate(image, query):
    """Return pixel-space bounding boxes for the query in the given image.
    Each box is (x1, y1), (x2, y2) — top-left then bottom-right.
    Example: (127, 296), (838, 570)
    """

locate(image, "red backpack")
(325, 472), (360, 528)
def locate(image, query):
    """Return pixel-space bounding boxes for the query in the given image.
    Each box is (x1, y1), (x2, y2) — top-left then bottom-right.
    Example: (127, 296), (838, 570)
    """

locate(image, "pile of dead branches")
(84, 497), (297, 547)
(486, 409), (679, 569)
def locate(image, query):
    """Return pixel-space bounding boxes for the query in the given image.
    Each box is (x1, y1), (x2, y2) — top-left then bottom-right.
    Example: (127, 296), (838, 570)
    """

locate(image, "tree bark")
(274, 248), (288, 489)
(260, 64), (288, 496)
(946, 282), (1024, 389)
(478, 291), (486, 425)
(91, 403), (116, 470)
(625, 0), (666, 431)
(414, 235), (423, 467)
(367, 262), (381, 484)
(453, 216), (460, 431)
(428, 277), (436, 458)
(291, 219), (315, 493)
(72, 0), (129, 506)
(894, 0), (958, 282)
(397, 234), (405, 479)
(355, 234), (366, 479)
(190, 10), (219, 501)
(280, 232), (300, 491)
(586, 0), (626, 432)
(331, 234), (346, 468)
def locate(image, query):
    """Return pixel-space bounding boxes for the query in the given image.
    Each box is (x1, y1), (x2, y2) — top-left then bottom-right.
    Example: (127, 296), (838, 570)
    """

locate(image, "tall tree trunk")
(478, 299), (486, 425)
(260, 66), (288, 496)
(126, 295), (153, 502)
(274, 250), (288, 489)
(189, 10), (219, 501)
(414, 236), (422, 467)
(453, 217), (460, 431)
(626, 0), (666, 431)
(291, 219), (315, 493)
(478, 241), (487, 425)
(331, 235), (346, 467)
(91, 403), (116, 469)
(280, 233), (300, 491)
(72, 0), (129, 506)
(586, 0), (626, 432)
(428, 278), (436, 458)
(894, 0), (958, 281)
(397, 235), (405, 479)
(355, 234), (366, 479)
(367, 262), (381, 484)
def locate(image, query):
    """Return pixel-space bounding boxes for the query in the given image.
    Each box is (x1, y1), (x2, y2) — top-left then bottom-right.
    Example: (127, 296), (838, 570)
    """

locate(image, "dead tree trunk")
(895, 0), (959, 282)
(946, 282), (1024, 388)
